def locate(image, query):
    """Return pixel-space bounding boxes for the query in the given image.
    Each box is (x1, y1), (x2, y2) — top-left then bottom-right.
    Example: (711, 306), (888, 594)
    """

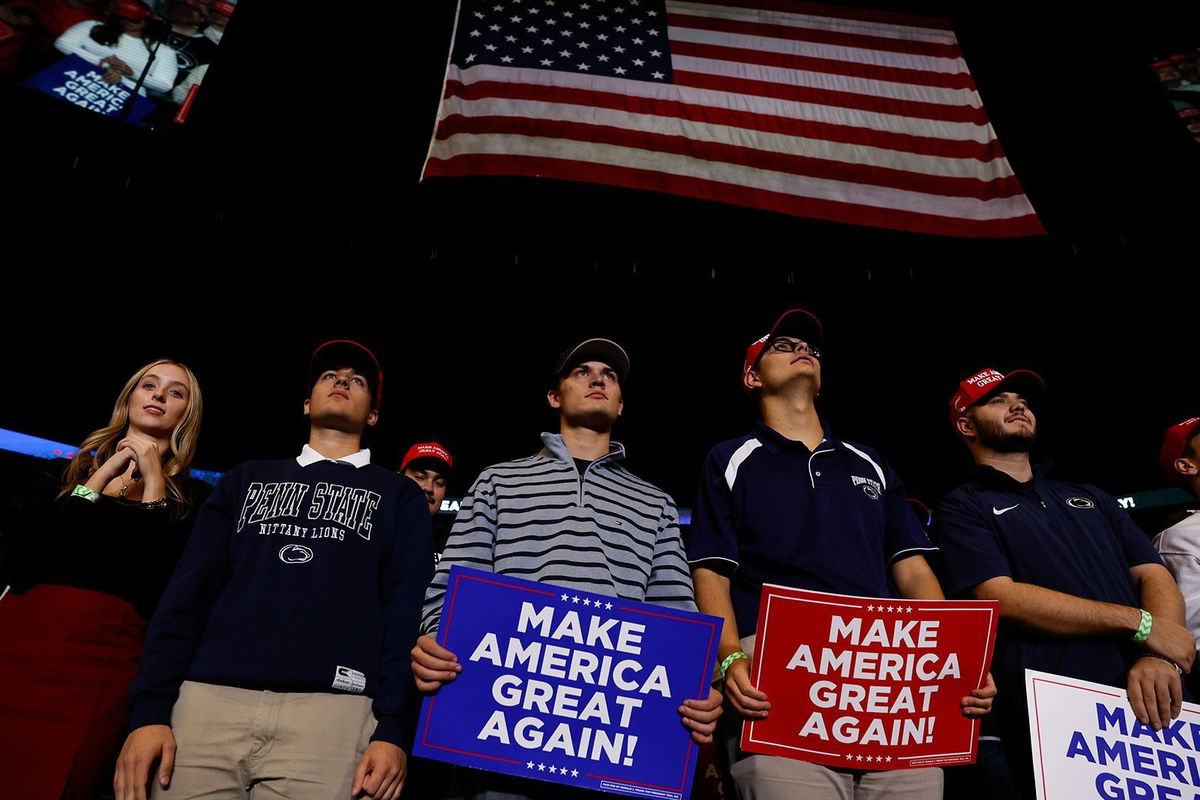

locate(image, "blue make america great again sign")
(414, 566), (721, 799)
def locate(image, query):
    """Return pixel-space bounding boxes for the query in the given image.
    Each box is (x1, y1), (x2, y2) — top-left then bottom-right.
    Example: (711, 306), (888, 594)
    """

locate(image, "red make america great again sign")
(741, 587), (998, 769)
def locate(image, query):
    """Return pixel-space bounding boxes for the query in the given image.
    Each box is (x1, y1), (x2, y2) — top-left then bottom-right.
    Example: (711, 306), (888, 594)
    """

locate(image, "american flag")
(423, 0), (1044, 238)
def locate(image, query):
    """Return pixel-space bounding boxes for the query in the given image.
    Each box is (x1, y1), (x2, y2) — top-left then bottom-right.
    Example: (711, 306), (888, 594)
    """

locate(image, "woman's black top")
(1, 470), (211, 621)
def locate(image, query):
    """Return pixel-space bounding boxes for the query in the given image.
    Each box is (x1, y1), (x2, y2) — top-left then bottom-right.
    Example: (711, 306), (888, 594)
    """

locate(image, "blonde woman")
(0, 359), (206, 800)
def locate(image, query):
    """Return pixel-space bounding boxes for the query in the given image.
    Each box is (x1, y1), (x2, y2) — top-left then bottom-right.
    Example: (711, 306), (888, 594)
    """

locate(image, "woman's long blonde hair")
(60, 359), (204, 505)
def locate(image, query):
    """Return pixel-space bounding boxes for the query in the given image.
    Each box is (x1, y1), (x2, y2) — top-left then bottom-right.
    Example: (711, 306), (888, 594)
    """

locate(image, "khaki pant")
(152, 681), (376, 800)
(726, 636), (942, 800)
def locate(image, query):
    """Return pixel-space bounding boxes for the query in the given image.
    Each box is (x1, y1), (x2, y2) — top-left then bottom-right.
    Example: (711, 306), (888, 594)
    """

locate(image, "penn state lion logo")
(278, 544), (314, 564)
(851, 475), (882, 500)
(1066, 497), (1095, 510)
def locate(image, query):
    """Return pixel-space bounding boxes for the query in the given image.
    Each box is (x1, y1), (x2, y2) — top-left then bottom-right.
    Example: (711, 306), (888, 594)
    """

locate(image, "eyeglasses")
(766, 338), (821, 359)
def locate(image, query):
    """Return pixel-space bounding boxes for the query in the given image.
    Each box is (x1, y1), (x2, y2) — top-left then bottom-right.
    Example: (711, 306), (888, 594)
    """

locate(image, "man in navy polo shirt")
(688, 310), (993, 800)
(932, 368), (1195, 798)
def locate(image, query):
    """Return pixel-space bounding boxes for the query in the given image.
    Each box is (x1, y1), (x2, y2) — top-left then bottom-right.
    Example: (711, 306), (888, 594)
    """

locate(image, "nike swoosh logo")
(993, 504), (1019, 516)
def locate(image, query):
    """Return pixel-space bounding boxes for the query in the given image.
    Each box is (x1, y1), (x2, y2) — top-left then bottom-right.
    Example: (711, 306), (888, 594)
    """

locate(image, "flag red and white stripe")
(423, 0), (1044, 238)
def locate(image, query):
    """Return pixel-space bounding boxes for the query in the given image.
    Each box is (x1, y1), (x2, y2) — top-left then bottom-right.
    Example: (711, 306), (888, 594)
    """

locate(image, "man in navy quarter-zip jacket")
(932, 367), (1195, 799)
(688, 310), (994, 800)
(114, 340), (433, 800)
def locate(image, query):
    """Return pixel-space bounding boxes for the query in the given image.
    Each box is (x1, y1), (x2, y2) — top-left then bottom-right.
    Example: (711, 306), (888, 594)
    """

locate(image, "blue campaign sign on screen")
(414, 566), (721, 799)
(27, 55), (156, 122)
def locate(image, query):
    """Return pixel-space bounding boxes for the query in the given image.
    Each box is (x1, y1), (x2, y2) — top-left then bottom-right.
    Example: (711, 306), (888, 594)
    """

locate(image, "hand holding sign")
(1126, 656), (1184, 733)
(679, 688), (723, 744)
(411, 634), (461, 693)
(724, 655), (770, 720)
(962, 673), (997, 718)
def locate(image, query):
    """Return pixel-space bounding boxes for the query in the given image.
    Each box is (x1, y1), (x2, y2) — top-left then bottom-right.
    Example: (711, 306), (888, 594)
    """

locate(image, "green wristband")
(71, 484), (100, 503)
(1133, 609), (1153, 643)
(720, 651), (748, 678)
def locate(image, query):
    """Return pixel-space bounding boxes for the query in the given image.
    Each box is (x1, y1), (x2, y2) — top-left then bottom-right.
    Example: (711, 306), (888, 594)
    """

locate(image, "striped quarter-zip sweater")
(421, 432), (696, 633)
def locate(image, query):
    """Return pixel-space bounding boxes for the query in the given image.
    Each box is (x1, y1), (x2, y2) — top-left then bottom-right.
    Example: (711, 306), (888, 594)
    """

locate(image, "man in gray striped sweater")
(411, 337), (722, 799)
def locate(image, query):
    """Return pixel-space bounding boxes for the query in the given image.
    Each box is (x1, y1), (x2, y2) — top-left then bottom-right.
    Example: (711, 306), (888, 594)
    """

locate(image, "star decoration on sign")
(452, 0), (673, 81)
(572, 769), (580, 777)
(605, 602), (613, 610)
(571, 595), (580, 603)
(527, 761), (536, 769)
(582, 598), (592, 606)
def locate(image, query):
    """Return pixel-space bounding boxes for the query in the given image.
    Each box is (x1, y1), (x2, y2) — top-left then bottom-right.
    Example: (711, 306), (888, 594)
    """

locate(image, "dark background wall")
(1, 0), (1197, 517)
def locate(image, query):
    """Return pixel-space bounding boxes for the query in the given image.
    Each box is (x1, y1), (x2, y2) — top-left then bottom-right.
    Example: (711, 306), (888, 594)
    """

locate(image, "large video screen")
(0, 0), (237, 126)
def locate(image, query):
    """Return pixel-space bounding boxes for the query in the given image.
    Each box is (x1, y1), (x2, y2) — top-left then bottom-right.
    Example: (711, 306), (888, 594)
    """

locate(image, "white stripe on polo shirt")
(724, 439), (763, 491)
(843, 442), (887, 490)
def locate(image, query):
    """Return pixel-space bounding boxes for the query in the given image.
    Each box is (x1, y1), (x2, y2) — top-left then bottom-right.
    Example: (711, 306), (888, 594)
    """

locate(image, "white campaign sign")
(1026, 669), (1200, 800)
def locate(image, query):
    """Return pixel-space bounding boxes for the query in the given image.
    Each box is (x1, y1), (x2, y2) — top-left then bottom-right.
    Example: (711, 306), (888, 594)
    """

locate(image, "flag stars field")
(448, 0), (673, 82)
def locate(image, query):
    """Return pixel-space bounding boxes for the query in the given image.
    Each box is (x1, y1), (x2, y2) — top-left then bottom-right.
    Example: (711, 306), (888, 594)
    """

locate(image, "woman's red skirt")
(0, 585), (147, 800)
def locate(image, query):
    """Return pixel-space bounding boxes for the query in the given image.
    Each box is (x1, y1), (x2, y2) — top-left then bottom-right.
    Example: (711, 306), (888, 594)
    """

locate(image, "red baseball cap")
(400, 442), (454, 475)
(948, 368), (1044, 427)
(113, 0), (151, 20)
(1160, 417), (1200, 483)
(742, 309), (823, 381)
(309, 339), (383, 410)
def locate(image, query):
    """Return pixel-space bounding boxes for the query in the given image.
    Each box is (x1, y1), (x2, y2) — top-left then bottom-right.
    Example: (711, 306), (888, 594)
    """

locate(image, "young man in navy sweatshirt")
(115, 340), (433, 800)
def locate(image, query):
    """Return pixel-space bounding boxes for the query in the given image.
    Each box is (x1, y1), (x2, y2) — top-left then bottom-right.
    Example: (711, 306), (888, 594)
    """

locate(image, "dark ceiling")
(1, 0), (1198, 517)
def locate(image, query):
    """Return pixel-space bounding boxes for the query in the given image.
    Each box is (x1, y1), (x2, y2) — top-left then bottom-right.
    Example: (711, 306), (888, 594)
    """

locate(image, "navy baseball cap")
(310, 339), (383, 410)
(552, 338), (630, 385)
